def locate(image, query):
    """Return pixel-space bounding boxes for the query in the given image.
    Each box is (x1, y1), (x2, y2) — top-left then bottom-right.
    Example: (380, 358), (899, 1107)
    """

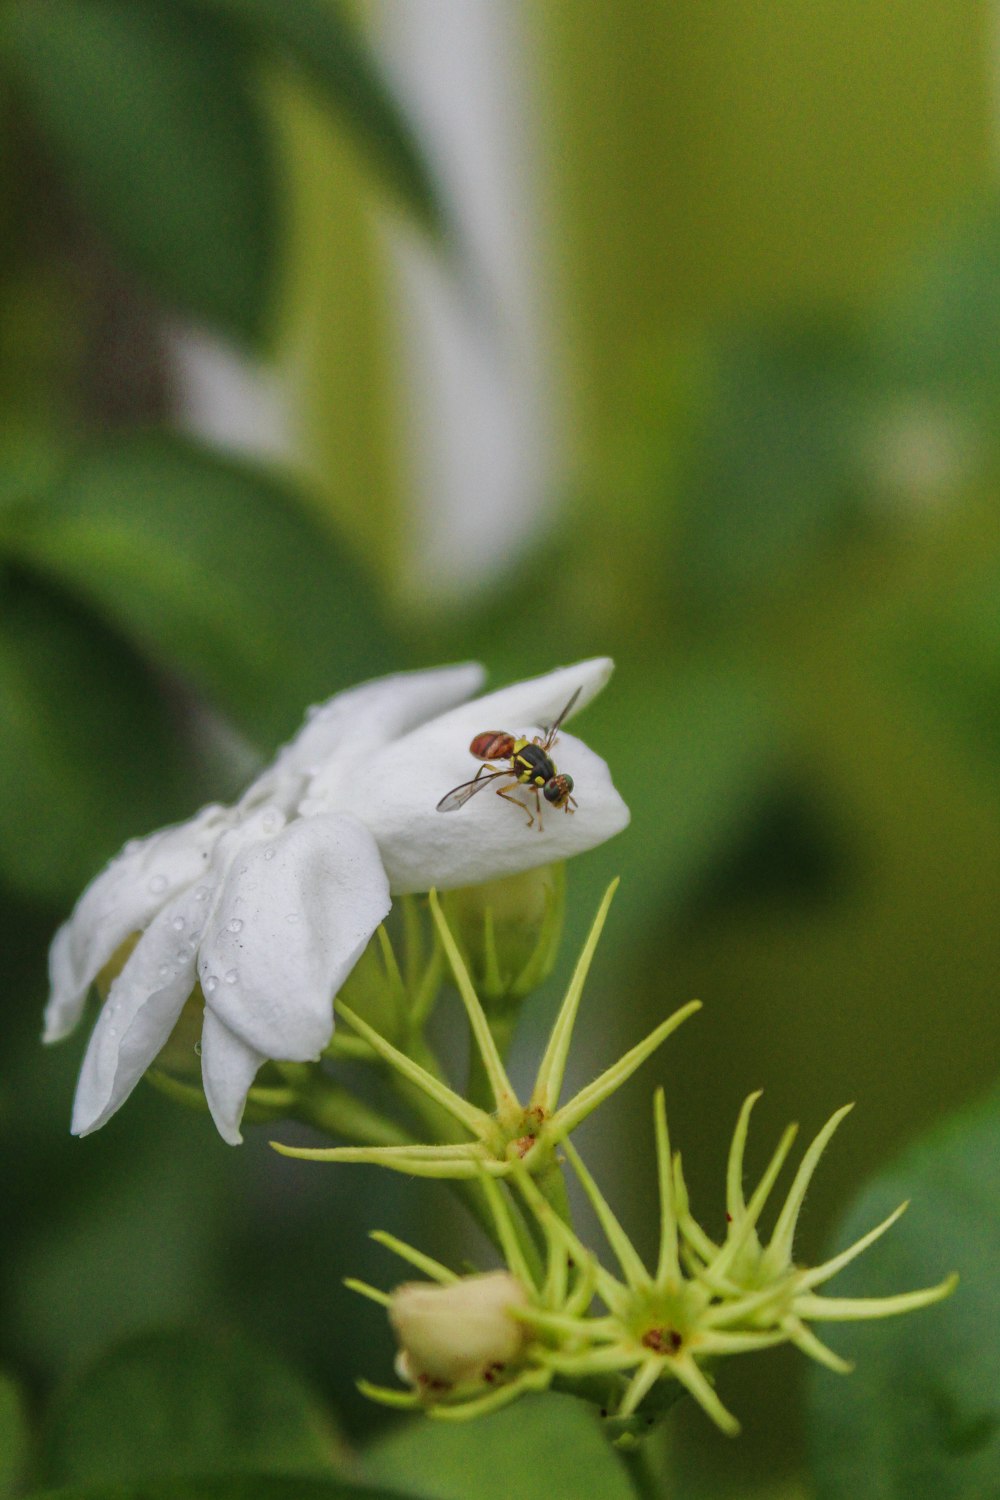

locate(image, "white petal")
(327, 729), (628, 894)
(306, 659), (628, 893)
(198, 812), (391, 1059)
(397, 658), (614, 757)
(44, 804), (230, 1044)
(70, 881), (209, 1135)
(243, 663), (485, 810)
(199, 1008), (266, 1145)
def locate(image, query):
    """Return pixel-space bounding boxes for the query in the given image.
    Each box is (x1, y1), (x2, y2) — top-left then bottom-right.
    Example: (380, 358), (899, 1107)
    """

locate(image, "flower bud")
(442, 863), (565, 1011)
(389, 1271), (530, 1390)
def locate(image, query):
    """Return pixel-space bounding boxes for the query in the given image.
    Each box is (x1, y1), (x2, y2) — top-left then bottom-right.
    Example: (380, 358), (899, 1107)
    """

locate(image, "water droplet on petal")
(227, 917), (244, 934)
(194, 886), (209, 903)
(285, 912), (300, 924)
(264, 846), (275, 861)
(171, 916), (185, 932)
(194, 1041), (202, 1056)
(175, 947), (190, 963)
(149, 874), (168, 894)
(108, 1026), (117, 1037)
(224, 968), (238, 985)
(203, 976), (218, 994)
(158, 964), (171, 980)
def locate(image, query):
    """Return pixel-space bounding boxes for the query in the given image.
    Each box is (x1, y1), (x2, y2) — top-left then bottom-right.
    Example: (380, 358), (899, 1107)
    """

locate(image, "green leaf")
(878, 194), (1000, 414)
(362, 1392), (637, 1500)
(673, 314), (869, 621)
(187, 0), (445, 232)
(0, 571), (189, 901)
(1, 0), (276, 345)
(0, 434), (393, 748)
(28, 1482), (410, 1500)
(881, 554), (1000, 779)
(806, 1086), (1000, 1499)
(40, 1329), (342, 1487)
(0, 1369), (28, 1500)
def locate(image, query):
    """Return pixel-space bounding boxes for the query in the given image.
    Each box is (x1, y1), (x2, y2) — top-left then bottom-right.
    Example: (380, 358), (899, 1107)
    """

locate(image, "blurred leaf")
(188, 0), (445, 232)
(0, 434), (393, 748)
(363, 1392), (636, 1500)
(40, 1329), (341, 1487)
(0, 1369), (28, 1499)
(883, 556), (1000, 777)
(674, 315), (870, 621)
(878, 194), (1000, 412)
(28, 1482), (409, 1500)
(0, 571), (188, 901)
(1, 0), (276, 345)
(806, 1086), (1000, 1499)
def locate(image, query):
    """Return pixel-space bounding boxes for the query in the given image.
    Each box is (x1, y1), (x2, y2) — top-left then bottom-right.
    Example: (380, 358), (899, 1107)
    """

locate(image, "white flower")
(44, 659), (628, 1145)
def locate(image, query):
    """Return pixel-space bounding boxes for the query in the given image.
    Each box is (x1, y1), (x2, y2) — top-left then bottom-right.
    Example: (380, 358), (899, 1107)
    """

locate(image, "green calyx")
(272, 880), (700, 1184)
(346, 1088), (956, 1441)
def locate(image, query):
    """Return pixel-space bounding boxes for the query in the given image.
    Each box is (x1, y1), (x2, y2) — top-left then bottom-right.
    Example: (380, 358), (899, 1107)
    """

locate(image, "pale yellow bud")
(389, 1271), (530, 1390)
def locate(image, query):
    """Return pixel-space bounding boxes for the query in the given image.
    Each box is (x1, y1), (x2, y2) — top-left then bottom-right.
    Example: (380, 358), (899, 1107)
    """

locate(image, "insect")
(436, 688), (580, 830)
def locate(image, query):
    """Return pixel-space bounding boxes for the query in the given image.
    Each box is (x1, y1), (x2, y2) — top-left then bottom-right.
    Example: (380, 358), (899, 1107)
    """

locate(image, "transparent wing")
(436, 769), (511, 813)
(539, 686), (582, 751)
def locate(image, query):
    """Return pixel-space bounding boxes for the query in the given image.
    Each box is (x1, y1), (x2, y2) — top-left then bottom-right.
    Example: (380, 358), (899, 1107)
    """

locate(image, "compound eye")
(543, 775), (572, 804)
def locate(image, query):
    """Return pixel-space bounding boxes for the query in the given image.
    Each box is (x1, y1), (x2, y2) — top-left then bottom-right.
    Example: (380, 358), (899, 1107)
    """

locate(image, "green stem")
(467, 1003), (518, 1111)
(284, 1069), (413, 1148)
(620, 1442), (662, 1500)
(534, 1153), (574, 1228)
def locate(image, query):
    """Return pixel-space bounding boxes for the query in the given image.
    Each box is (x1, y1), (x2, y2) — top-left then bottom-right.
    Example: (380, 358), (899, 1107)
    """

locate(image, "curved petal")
(200, 1007), (266, 1145)
(70, 880), (211, 1135)
(45, 804), (230, 1044)
(243, 663), (485, 811)
(324, 729), (629, 894)
(398, 658), (613, 759)
(305, 659), (627, 893)
(198, 812), (391, 1059)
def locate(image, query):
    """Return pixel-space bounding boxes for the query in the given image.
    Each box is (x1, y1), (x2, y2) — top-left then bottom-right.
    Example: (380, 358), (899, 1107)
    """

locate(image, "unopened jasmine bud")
(389, 1271), (530, 1390)
(442, 863), (565, 1011)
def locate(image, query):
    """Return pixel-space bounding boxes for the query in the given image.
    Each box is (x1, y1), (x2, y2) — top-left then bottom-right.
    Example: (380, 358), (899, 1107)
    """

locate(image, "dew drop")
(158, 964), (171, 980)
(148, 874), (168, 894)
(203, 975), (218, 994)
(171, 916), (185, 932)
(108, 1026), (117, 1037)
(285, 912), (300, 925)
(227, 917), (244, 934)
(194, 1041), (202, 1057)
(194, 885), (210, 903)
(175, 947), (190, 963)
(264, 846), (275, 861)
(224, 968), (238, 985)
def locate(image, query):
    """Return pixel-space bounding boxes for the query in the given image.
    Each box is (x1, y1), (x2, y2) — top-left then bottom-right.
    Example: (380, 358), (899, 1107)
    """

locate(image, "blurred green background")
(1, 3), (998, 1497)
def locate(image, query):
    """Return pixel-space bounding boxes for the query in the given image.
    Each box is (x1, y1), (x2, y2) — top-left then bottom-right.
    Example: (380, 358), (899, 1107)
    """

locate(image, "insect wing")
(539, 686), (582, 751)
(436, 770), (510, 812)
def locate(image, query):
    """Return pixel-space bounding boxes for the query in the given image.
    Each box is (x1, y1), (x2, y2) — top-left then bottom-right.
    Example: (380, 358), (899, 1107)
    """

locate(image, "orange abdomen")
(469, 731), (515, 762)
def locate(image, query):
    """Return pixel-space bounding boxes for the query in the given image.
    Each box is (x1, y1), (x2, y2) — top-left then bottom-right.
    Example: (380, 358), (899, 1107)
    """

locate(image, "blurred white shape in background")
(373, 0), (561, 599)
(170, 2), (557, 601)
(170, 321), (295, 465)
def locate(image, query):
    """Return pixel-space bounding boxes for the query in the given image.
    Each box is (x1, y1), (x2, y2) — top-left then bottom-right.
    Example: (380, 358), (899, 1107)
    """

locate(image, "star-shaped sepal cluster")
(273, 882), (700, 1189)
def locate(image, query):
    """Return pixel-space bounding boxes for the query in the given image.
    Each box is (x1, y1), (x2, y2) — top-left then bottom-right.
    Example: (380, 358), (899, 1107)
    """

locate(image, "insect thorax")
(512, 740), (556, 786)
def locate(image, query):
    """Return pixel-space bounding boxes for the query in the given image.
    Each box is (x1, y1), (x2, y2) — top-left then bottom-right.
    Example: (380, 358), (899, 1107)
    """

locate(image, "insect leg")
(497, 781), (535, 829)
